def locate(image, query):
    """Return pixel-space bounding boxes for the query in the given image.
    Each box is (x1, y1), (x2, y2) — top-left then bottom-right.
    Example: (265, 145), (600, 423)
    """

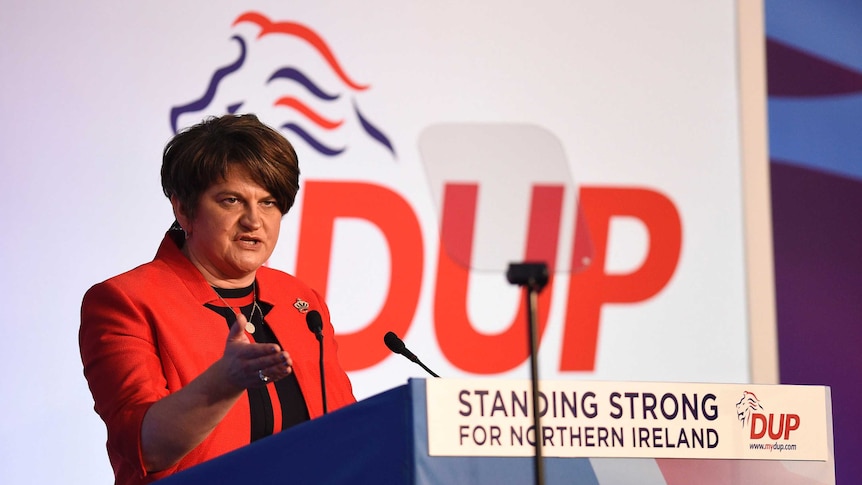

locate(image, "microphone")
(306, 309), (323, 341)
(305, 310), (327, 414)
(384, 331), (440, 378)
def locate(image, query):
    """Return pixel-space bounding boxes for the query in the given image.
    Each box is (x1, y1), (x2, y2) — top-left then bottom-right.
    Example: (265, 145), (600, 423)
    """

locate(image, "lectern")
(159, 379), (835, 484)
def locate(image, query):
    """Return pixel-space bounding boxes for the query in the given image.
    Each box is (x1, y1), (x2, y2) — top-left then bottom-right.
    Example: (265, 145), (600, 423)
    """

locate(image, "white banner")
(0, 1), (770, 483)
(426, 379), (830, 460)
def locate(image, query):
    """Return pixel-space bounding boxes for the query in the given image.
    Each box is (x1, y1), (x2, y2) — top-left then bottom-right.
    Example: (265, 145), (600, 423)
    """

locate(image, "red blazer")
(80, 233), (355, 485)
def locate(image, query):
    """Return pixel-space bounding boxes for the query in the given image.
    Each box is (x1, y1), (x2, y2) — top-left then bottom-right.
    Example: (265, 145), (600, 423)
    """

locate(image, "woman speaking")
(79, 114), (355, 484)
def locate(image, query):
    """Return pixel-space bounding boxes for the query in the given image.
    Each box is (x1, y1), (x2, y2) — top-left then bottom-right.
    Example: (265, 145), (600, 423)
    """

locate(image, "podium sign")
(160, 378), (834, 485)
(426, 379), (830, 461)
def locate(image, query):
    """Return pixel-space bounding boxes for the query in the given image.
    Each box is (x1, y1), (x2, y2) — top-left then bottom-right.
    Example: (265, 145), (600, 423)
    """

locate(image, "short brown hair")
(161, 114), (300, 219)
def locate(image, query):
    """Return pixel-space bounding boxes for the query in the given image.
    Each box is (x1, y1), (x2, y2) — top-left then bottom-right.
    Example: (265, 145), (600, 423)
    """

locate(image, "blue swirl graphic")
(268, 67), (340, 101)
(169, 36), (247, 133)
(354, 101), (395, 157)
(280, 122), (345, 156)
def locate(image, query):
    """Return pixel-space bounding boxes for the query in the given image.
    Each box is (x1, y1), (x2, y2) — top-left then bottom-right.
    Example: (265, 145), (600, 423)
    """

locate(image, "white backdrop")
(0, 1), (766, 483)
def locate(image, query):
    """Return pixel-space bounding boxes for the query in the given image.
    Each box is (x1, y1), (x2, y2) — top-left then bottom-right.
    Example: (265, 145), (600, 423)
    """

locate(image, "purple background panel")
(770, 162), (862, 483)
(765, 2), (862, 483)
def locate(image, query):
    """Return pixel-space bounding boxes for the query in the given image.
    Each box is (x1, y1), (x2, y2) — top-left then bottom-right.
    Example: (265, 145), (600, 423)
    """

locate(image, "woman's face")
(174, 164), (283, 288)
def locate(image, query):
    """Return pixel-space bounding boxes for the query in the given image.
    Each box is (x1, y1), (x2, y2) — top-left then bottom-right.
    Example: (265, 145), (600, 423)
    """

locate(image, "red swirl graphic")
(275, 96), (344, 130)
(234, 11), (370, 91)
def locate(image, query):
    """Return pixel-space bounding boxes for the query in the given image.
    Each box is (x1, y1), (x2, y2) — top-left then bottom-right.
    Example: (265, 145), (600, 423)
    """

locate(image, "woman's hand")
(219, 312), (293, 390)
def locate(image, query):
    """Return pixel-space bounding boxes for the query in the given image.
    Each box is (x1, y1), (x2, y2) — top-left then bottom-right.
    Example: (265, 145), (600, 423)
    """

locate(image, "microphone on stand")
(384, 331), (440, 378)
(305, 310), (327, 414)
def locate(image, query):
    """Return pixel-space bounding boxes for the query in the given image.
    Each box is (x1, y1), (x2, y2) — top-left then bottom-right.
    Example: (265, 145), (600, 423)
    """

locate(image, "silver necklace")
(215, 282), (262, 334)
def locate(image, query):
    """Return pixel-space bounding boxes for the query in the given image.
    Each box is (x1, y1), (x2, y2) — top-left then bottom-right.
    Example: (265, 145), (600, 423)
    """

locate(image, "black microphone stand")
(315, 331), (327, 414)
(506, 262), (549, 485)
(306, 311), (327, 415)
(415, 358), (440, 378)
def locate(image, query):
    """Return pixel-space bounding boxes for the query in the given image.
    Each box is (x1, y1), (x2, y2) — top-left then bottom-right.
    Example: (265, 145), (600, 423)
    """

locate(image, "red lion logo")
(736, 391), (763, 427)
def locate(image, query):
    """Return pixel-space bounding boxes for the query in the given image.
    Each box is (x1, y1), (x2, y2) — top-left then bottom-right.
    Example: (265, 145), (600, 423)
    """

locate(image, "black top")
(206, 283), (310, 442)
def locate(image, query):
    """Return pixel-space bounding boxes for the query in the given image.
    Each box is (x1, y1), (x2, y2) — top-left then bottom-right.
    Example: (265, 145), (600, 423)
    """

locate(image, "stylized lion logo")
(170, 11), (395, 159)
(736, 391), (763, 427)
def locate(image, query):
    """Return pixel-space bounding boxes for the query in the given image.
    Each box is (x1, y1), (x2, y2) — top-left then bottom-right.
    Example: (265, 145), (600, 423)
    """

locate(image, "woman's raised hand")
(220, 312), (293, 390)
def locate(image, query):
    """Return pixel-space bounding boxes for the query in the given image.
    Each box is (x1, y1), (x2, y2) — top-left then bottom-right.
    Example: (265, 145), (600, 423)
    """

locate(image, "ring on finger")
(258, 369), (271, 383)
